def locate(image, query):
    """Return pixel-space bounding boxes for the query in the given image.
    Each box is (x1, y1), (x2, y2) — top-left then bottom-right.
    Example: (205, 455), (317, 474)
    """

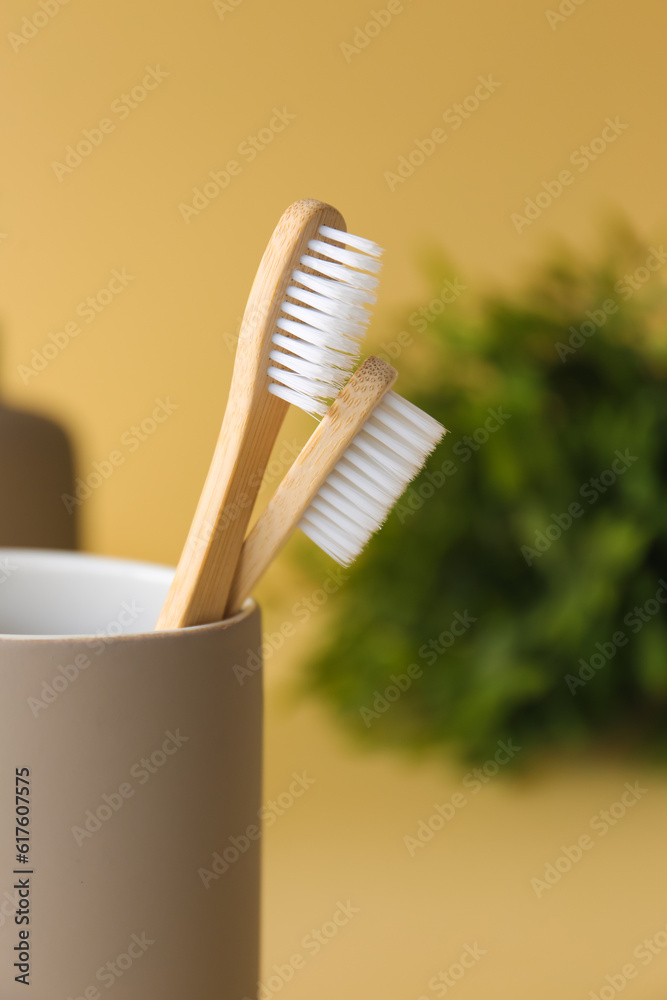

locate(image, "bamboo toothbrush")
(226, 356), (446, 615)
(156, 200), (383, 629)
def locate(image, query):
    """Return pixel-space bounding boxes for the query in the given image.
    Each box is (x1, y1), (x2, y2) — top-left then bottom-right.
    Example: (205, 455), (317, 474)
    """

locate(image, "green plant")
(300, 226), (667, 764)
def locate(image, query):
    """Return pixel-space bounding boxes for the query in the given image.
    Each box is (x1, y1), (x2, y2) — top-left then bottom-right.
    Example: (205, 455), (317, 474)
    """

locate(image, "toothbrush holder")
(0, 549), (262, 999)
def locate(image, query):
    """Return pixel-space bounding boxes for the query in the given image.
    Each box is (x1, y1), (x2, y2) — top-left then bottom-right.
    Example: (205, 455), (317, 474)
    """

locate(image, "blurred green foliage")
(300, 225), (667, 765)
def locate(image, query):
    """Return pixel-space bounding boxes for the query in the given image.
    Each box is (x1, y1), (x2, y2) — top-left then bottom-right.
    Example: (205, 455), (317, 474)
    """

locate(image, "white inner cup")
(0, 549), (174, 637)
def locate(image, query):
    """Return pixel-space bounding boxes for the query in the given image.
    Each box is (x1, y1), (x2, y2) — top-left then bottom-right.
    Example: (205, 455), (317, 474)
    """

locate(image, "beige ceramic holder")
(0, 549), (262, 999)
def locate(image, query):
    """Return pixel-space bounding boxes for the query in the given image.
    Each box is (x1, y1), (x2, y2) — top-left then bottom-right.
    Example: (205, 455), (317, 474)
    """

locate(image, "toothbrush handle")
(226, 357), (397, 615)
(156, 200), (345, 629)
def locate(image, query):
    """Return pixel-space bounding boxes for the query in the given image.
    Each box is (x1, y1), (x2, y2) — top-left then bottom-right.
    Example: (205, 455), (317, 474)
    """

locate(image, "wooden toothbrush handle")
(226, 357), (398, 615)
(156, 200), (345, 630)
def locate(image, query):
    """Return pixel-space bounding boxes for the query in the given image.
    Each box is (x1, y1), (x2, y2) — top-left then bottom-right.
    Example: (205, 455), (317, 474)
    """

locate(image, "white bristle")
(268, 225), (384, 416)
(298, 391), (446, 565)
(318, 225), (383, 258)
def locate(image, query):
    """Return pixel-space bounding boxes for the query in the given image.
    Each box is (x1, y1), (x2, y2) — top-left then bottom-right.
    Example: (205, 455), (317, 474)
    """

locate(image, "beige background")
(2, 0), (667, 995)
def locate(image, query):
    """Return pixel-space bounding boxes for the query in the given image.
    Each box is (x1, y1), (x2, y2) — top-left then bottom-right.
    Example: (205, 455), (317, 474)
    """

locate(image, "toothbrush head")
(267, 224), (384, 417)
(298, 391), (445, 564)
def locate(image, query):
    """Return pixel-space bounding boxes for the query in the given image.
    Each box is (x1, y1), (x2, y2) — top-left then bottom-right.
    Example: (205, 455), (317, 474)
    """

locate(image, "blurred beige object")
(0, 402), (78, 549)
